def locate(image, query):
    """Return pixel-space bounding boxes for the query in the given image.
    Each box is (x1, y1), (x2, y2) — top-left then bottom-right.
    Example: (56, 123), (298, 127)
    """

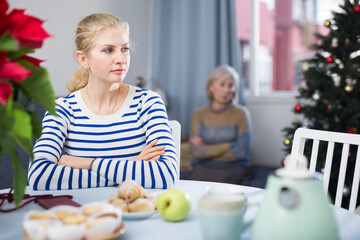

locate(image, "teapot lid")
(276, 154), (314, 179)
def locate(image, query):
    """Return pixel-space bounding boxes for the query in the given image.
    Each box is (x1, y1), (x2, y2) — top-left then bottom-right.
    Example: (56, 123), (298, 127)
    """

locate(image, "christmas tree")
(282, 0), (360, 209)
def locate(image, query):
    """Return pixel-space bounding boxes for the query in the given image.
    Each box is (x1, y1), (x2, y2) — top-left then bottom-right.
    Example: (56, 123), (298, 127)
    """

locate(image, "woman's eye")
(121, 47), (129, 53)
(103, 48), (113, 53)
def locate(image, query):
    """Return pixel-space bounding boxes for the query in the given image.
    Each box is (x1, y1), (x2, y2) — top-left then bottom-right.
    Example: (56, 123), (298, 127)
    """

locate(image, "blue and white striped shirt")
(28, 86), (178, 190)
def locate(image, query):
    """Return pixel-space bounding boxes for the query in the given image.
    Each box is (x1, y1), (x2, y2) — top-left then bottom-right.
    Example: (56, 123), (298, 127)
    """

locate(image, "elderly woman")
(188, 65), (252, 184)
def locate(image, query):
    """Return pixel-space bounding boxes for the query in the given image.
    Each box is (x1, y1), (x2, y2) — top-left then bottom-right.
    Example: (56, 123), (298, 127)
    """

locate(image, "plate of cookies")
(108, 180), (160, 220)
(23, 202), (125, 240)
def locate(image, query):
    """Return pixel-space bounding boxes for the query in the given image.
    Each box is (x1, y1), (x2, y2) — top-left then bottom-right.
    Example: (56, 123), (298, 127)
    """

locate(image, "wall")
(247, 95), (297, 167)
(9, 0), (153, 97)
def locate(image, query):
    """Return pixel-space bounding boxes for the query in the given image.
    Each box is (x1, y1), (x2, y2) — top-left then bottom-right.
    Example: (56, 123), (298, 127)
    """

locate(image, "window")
(235, 0), (342, 96)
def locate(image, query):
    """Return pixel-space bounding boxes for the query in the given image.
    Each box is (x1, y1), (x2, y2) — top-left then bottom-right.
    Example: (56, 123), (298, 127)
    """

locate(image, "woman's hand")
(134, 139), (165, 161)
(190, 135), (205, 146)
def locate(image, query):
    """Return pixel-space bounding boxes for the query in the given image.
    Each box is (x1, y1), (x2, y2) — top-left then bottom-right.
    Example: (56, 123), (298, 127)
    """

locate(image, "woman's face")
(85, 27), (130, 85)
(209, 74), (235, 105)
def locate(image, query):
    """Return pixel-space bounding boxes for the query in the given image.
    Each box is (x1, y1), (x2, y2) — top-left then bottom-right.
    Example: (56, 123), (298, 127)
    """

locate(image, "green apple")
(156, 188), (191, 222)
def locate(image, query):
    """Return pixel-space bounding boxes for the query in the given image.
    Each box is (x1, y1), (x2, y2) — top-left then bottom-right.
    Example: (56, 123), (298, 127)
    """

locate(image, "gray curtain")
(151, 0), (243, 138)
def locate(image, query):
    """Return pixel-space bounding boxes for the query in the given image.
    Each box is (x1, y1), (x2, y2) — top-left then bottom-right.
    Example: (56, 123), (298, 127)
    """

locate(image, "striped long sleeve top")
(28, 86), (178, 190)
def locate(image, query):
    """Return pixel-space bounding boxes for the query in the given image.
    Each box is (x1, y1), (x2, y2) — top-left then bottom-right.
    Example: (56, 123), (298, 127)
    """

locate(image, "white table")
(1, 180), (360, 239)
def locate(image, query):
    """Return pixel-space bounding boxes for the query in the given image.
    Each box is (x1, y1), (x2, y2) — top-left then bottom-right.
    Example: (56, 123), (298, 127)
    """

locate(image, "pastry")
(108, 193), (118, 204)
(146, 195), (159, 209)
(110, 198), (129, 213)
(82, 204), (104, 216)
(117, 180), (147, 202)
(127, 198), (155, 212)
(30, 211), (55, 220)
(24, 202), (122, 240)
(61, 214), (86, 225)
(55, 210), (77, 221)
(85, 217), (107, 228)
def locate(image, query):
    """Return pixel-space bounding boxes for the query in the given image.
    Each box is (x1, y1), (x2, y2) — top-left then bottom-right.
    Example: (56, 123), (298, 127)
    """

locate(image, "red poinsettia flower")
(0, 51), (6, 63)
(20, 55), (44, 67)
(7, 9), (50, 49)
(0, 60), (32, 82)
(0, 0), (9, 36)
(0, 81), (11, 105)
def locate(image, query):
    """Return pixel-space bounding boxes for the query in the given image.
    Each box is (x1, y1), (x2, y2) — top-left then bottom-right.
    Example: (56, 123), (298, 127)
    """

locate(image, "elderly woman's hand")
(135, 139), (165, 161)
(190, 135), (205, 146)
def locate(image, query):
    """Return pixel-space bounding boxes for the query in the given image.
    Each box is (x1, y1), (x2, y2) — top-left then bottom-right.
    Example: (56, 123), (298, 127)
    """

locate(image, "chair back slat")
(323, 141), (335, 192)
(309, 139), (320, 173)
(168, 120), (181, 180)
(350, 146), (360, 212)
(335, 143), (350, 207)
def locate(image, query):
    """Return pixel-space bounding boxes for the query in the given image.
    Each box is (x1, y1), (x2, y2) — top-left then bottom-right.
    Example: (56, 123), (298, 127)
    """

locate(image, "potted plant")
(0, 0), (56, 207)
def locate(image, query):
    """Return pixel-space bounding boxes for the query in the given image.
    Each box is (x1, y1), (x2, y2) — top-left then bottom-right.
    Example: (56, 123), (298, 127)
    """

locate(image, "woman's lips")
(112, 69), (126, 74)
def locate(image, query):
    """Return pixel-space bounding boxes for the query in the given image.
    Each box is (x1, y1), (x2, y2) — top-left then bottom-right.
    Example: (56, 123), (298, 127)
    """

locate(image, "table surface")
(1, 180), (360, 240)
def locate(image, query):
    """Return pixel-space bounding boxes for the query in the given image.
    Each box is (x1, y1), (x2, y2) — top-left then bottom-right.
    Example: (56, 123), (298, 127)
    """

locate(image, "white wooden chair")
(168, 120), (181, 180)
(290, 127), (360, 212)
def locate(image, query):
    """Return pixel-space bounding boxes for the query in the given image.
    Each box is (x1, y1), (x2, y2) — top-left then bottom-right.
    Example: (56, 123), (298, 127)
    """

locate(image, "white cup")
(198, 193), (247, 240)
(206, 184), (244, 195)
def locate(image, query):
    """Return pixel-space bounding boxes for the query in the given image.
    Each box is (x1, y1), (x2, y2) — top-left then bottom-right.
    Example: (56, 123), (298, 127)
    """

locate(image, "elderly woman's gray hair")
(206, 65), (240, 102)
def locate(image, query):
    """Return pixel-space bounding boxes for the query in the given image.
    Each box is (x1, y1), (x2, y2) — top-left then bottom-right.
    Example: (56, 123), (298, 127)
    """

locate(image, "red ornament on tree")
(354, 5), (360, 13)
(325, 56), (334, 63)
(348, 127), (358, 134)
(294, 103), (304, 113)
(326, 104), (333, 113)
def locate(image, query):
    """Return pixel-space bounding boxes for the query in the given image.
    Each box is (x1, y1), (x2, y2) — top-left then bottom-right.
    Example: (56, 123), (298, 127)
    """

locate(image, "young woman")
(188, 65), (252, 184)
(28, 13), (177, 190)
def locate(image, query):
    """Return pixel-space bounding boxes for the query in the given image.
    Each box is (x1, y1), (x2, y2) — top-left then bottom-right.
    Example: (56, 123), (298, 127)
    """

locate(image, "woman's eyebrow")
(100, 42), (129, 47)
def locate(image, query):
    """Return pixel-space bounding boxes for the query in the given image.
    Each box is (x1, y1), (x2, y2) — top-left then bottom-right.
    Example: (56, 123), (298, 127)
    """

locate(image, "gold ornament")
(345, 84), (353, 92)
(298, 86), (304, 93)
(324, 20), (331, 27)
(345, 38), (350, 47)
(301, 61), (309, 71)
(283, 138), (291, 146)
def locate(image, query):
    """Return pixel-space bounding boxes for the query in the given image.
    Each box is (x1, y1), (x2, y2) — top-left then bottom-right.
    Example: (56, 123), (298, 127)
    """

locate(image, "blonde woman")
(28, 13), (177, 190)
(189, 65), (252, 184)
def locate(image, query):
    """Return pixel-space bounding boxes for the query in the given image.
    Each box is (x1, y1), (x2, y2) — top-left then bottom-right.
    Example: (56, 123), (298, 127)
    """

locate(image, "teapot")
(252, 155), (338, 240)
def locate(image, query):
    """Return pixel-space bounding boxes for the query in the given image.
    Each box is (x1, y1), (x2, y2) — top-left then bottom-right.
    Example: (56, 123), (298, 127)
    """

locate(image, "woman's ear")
(208, 84), (214, 93)
(76, 51), (89, 69)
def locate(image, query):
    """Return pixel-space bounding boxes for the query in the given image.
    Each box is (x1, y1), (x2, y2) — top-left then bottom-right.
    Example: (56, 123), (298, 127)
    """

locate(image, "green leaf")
(8, 48), (35, 60)
(9, 107), (33, 154)
(10, 107), (32, 140)
(16, 60), (56, 115)
(11, 152), (27, 208)
(30, 111), (42, 140)
(0, 105), (15, 132)
(0, 135), (17, 155)
(0, 33), (19, 51)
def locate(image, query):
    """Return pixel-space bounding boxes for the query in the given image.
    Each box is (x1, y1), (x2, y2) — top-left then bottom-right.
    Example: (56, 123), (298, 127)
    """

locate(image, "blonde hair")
(66, 13), (130, 93)
(206, 65), (240, 103)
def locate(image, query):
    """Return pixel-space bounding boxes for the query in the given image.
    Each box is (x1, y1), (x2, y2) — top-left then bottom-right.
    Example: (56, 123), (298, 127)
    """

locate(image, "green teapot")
(252, 155), (338, 240)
